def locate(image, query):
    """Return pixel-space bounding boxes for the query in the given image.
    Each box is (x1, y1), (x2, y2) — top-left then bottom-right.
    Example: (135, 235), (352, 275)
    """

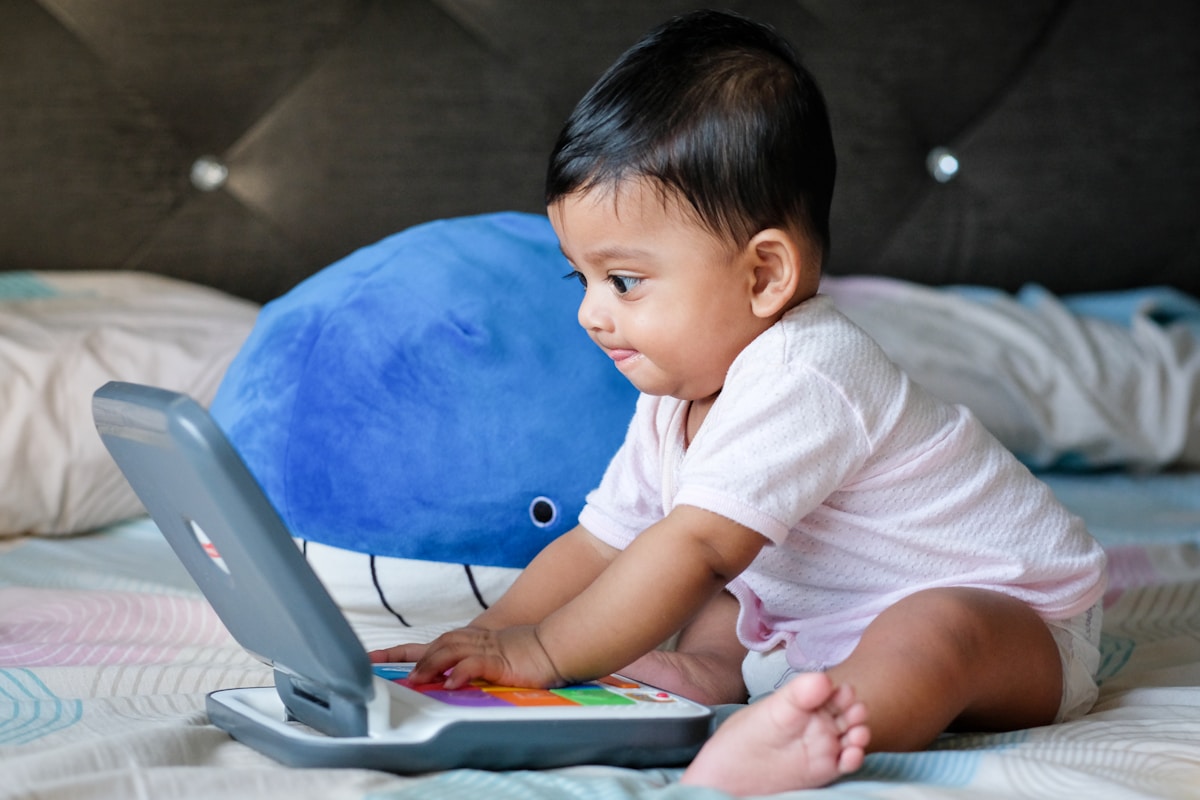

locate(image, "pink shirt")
(580, 296), (1108, 670)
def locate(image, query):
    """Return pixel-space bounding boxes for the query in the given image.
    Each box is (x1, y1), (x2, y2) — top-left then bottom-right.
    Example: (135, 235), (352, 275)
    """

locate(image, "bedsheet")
(2, 472), (1199, 800)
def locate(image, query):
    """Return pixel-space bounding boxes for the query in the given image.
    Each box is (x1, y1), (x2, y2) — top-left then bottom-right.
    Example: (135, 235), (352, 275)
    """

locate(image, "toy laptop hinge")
(275, 668), (374, 737)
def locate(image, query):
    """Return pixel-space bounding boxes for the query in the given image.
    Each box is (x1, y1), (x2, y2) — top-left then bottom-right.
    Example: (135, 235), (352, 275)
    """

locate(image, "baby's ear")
(746, 228), (811, 318)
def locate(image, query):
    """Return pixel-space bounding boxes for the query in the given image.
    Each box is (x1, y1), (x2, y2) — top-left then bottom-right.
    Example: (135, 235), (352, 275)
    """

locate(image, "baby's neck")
(684, 393), (720, 446)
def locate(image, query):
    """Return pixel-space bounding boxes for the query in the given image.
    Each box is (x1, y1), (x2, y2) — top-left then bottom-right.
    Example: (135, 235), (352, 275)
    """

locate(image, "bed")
(3, 1), (1199, 798)
(4, 474), (1200, 798)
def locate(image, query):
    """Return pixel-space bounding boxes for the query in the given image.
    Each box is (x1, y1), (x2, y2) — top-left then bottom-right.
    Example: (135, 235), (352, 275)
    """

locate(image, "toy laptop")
(92, 381), (712, 772)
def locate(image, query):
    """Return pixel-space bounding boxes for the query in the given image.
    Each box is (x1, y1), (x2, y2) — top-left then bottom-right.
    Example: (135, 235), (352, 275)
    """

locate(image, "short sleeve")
(578, 394), (677, 549)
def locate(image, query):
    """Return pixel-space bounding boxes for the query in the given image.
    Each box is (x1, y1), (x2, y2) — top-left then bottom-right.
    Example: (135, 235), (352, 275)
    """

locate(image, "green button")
(551, 688), (636, 706)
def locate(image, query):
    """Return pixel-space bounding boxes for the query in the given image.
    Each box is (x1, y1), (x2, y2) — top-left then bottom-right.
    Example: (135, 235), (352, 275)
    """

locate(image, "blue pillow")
(210, 212), (637, 568)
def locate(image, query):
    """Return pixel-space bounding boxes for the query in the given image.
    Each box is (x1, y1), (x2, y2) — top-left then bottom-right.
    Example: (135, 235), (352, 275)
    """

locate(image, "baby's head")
(545, 9), (836, 281)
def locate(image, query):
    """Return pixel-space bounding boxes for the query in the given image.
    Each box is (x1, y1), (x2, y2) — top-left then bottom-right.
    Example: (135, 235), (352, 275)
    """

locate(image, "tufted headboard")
(3, 0), (1197, 302)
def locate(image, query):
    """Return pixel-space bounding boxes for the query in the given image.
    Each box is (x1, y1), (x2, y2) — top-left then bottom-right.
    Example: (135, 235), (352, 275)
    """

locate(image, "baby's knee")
(875, 588), (1050, 666)
(891, 587), (1038, 627)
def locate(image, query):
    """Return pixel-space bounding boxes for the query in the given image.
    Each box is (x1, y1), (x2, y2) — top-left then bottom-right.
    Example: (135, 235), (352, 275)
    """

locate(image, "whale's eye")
(529, 496), (558, 528)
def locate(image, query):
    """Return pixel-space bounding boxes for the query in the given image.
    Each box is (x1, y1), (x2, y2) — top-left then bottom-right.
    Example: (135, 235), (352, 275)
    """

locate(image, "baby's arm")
(406, 505), (767, 688)
(472, 524), (619, 630)
(367, 524), (615, 663)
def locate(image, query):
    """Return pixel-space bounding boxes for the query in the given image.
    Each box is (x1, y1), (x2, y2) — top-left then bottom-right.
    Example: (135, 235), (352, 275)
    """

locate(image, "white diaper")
(1046, 600), (1103, 722)
(741, 646), (801, 701)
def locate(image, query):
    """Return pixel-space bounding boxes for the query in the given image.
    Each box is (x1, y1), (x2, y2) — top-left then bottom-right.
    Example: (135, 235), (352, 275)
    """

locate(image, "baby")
(371, 10), (1107, 795)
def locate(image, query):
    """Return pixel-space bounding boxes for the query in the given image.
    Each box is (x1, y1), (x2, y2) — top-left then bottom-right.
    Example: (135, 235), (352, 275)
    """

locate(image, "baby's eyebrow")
(577, 245), (653, 265)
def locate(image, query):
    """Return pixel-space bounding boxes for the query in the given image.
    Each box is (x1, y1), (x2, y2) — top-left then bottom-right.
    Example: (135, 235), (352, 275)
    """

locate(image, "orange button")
(489, 689), (576, 707)
(598, 675), (640, 690)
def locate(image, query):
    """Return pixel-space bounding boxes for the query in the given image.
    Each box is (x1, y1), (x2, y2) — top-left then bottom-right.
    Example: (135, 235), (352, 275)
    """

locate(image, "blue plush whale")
(211, 212), (638, 570)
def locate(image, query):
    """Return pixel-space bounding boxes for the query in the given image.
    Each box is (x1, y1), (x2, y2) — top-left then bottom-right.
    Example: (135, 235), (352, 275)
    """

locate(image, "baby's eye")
(608, 275), (642, 295)
(562, 270), (587, 288)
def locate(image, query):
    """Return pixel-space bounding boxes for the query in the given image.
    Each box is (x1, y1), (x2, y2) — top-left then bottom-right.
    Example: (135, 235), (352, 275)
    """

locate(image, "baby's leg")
(825, 586), (1063, 752)
(619, 590), (748, 706)
(680, 588), (1062, 795)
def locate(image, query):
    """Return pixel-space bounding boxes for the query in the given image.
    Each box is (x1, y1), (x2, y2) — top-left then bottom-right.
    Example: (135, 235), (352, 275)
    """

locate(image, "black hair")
(545, 9), (836, 262)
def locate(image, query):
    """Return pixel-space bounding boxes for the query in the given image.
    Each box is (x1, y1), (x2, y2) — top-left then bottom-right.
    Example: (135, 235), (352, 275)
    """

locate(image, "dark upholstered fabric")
(1, 0), (1196, 301)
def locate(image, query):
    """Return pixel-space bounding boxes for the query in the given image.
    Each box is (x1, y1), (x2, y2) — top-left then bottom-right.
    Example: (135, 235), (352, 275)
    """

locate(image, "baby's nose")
(577, 290), (613, 333)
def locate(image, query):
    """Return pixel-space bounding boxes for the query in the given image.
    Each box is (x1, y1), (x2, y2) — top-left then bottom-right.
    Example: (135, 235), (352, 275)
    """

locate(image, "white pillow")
(0, 271), (259, 536)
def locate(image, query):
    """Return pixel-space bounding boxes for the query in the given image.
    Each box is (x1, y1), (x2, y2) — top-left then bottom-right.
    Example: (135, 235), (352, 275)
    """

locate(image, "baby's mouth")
(607, 347), (640, 364)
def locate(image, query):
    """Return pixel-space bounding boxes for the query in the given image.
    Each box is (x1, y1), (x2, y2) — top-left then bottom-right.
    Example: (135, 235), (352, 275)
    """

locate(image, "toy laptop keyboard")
(373, 664), (693, 712)
(92, 382), (712, 772)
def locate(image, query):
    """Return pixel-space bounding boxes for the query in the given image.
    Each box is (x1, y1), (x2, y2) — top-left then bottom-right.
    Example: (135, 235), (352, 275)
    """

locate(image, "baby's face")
(548, 180), (771, 405)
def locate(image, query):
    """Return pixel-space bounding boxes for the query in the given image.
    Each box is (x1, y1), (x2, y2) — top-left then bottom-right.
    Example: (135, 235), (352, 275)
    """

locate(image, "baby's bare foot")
(620, 649), (748, 706)
(680, 672), (870, 796)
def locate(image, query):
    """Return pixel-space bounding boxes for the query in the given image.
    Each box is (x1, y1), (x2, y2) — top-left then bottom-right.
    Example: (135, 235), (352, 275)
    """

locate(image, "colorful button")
(627, 692), (676, 703)
(553, 687), (635, 706)
(372, 665), (410, 681)
(598, 675), (641, 689)
(422, 688), (511, 707)
(488, 689), (576, 707)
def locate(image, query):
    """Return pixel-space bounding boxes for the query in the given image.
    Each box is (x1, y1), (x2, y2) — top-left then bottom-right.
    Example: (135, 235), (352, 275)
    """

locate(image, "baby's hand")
(404, 625), (566, 690)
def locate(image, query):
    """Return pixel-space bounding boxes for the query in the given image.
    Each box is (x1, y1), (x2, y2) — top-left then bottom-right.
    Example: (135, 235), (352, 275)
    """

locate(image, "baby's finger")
(367, 643), (428, 664)
(407, 638), (474, 685)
